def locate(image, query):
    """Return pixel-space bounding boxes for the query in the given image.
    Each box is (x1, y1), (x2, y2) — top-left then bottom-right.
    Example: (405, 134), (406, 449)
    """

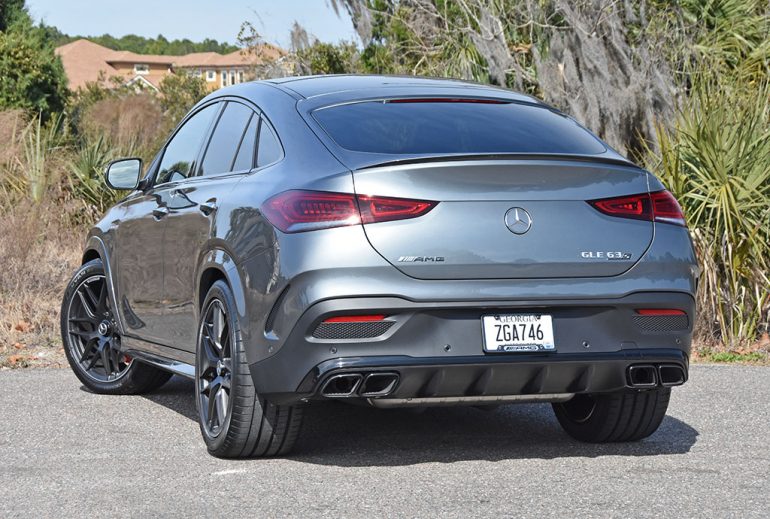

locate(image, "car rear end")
(249, 89), (697, 424)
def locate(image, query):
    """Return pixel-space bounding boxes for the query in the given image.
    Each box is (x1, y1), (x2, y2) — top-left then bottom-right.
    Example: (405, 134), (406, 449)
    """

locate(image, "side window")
(232, 115), (258, 172)
(200, 102), (254, 177)
(156, 104), (218, 185)
(256, 118), (282, 168)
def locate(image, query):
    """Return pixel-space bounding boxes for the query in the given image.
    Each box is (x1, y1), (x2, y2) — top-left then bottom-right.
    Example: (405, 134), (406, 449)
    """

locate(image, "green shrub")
(648, 74), (770, 346)
(0, 8), (68, 120)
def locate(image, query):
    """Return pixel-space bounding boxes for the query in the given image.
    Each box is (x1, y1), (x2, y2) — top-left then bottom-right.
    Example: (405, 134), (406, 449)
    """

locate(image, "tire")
(552, 388), (671, 443)
(61, 259), (172, 395)
(196, 280), (303, 458)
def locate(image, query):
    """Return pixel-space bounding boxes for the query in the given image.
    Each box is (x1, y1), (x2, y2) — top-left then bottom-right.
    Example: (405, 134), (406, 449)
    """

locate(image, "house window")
(238, 71), (244, 83)
(230, 71), (236, 85)
(206, 70), (216, 82)
(221, 71), (227, 86)
(134, 64), (149, 75)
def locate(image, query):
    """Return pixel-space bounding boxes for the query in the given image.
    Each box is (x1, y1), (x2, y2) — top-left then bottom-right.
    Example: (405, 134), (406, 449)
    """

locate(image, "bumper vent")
(312, 321), (395, 340)
(633, 314), (689, 332)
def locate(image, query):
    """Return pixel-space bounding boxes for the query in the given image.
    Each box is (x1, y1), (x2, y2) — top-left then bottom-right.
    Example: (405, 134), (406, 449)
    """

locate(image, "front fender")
(82, 235), (125, 335)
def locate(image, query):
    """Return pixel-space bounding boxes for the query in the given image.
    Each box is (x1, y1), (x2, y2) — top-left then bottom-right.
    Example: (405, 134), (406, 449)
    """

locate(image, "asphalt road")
(0, 365), (767, 518)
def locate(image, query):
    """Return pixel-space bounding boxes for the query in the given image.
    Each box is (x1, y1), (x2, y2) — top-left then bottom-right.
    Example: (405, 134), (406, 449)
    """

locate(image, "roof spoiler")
(357, 153), (637, 170)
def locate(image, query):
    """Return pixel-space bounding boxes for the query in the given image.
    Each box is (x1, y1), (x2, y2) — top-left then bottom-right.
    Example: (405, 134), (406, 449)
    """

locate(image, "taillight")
(262, 190), (437, 233)
(262, 191), (360, 233)
(650, 191), (686, 227)
(358, 195), (436, 224)
(588, 190), (686, 227)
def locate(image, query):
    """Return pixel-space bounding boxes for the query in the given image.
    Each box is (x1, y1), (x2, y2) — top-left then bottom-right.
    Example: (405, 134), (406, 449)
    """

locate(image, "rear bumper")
(262, 349), (688, 405)
(249, 291), (694, 404)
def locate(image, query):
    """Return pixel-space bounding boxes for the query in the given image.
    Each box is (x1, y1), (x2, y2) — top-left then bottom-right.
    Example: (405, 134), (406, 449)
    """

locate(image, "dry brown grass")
(0, 200), (84, 368)
(79, 94), (166, 155)
(0, 109), (26, 167)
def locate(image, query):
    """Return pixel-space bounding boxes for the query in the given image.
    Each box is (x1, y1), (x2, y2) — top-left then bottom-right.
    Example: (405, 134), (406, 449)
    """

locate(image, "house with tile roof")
(55, 39), (284, 92)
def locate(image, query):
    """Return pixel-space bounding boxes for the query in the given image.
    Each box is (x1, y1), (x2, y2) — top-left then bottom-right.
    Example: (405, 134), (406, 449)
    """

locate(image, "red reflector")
(324, 314), (387, 323)
(386, 98), (508, 104)
(262, 190), (437, 233)
(636, 309), (686, 316)
(588, 190), (686, 227)
(358, 195), (437, 224)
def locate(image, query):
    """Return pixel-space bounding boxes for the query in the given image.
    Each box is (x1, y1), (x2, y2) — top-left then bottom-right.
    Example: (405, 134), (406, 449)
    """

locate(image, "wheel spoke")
(76, 291), (97, 319)
(69, 316), (97, 327)
(207, 383), (220, 428)
(110, 344), (122, 373)
(97, 280), (108, 313)
(100, 345), (111, 374)
(215, 388), (228, 426)
(83, 283), (100, 313)
(79, 339), (98, 363)
(86, 344), (102, 370)
(200, 338), (219, 374)
(212, 304), (225, 350)
(70, 329), (99, 341)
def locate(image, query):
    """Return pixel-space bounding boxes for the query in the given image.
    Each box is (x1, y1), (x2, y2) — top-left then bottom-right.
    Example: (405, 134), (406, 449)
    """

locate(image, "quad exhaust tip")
(320, 374), (363, 397)
(320, 372), (399, 398)
(627, 363), (686, 389)
(658, 364), (686, 387)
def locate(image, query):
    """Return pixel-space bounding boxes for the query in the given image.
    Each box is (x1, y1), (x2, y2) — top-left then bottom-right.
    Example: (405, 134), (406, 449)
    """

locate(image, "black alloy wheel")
(65, 273), (132, 382)
(197, 299), (233, 437)
(61, 259), (172, 394)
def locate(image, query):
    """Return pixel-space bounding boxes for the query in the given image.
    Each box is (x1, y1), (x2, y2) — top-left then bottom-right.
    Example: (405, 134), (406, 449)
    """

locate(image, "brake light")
(650, 191), (686, 226)
(262, 190), (437, 233)
(636, 309), (686, 316)
(588, 190), (686, 227)
(386, 98), (508, 104)
(358, 195), (436, 224)
(324, 314), (387, 323)
(262, 191), (360, 233)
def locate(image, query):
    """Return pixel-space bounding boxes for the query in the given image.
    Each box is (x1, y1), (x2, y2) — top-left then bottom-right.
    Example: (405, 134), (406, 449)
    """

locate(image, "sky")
(26, 0), (359, 48)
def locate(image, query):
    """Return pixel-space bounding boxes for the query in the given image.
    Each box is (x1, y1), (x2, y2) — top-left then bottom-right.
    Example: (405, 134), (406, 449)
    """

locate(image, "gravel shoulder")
(0, 365), (768, 518)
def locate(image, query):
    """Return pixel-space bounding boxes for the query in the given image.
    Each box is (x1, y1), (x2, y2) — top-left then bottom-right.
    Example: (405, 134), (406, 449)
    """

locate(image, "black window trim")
(147, 95), (286, 189)
(150, 100), (223, 189)
(195, 100), (259, 179)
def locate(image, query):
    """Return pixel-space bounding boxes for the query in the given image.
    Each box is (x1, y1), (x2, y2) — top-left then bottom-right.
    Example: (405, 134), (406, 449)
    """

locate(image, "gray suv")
(61, 75), (697, 458)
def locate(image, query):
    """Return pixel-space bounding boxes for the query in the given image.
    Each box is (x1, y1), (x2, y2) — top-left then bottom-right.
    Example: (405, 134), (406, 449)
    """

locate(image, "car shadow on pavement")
(142, 376), (699, 466)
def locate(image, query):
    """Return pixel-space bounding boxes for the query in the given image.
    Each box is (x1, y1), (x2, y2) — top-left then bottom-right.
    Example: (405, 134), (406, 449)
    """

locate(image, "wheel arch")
(82, 248), (101, 264)
(79, 235), (125, 335)
(196, 248), (248, 324)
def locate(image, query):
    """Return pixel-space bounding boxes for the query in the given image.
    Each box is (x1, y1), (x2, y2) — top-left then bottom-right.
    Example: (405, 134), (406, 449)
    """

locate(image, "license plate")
(482, 314), (555, 352)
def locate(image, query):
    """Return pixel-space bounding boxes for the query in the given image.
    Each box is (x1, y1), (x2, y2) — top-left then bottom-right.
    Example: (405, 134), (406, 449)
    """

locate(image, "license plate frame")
(481, 314), (556, 353)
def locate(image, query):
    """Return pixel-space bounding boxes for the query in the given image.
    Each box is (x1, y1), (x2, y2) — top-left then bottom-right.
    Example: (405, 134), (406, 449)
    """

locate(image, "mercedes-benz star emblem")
(504, 207), (533, 235)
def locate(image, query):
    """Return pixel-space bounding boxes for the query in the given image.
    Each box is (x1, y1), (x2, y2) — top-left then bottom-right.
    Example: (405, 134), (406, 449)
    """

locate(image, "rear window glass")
(313, 100), (606, 155)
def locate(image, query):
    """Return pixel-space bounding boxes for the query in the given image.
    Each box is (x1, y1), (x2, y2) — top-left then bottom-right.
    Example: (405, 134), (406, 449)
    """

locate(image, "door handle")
(199, 199), (218, 216)
(152, 206), (169, 219)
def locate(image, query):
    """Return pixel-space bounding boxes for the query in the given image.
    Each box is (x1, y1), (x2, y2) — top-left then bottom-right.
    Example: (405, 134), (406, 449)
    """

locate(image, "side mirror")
(105, 158), (142, 190)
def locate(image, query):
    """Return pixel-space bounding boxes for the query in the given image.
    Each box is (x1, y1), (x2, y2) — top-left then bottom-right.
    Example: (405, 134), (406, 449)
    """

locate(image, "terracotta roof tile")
(55, 38), (285, 91)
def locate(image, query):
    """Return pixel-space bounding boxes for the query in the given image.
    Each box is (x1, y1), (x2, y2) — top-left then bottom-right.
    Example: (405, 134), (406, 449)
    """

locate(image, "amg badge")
(397, 256), (445, 263)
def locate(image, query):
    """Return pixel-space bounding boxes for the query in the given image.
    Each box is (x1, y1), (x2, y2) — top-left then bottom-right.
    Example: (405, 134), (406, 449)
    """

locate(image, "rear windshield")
(313, 100), (606, 156)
